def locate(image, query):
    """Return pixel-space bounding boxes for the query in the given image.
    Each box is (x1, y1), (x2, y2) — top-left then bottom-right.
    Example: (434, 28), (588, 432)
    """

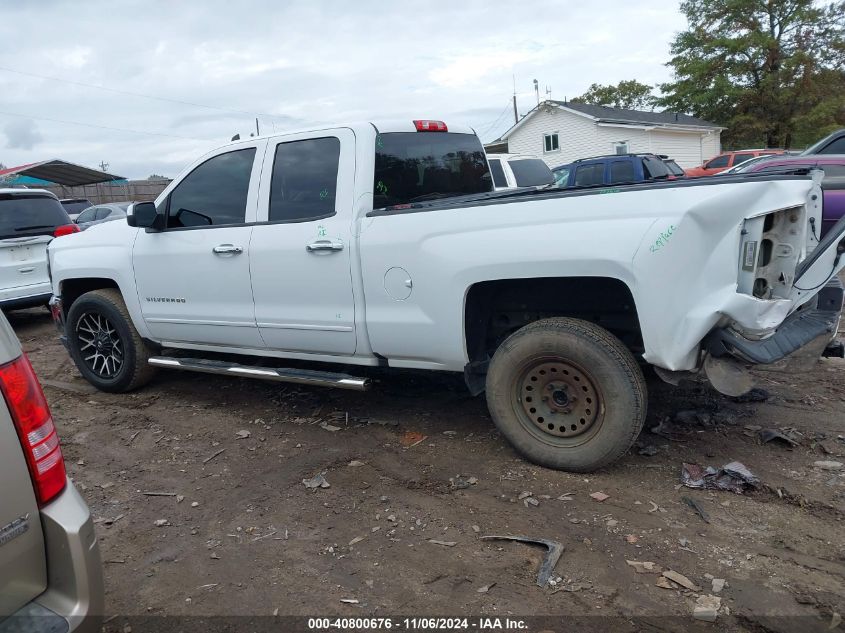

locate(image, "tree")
(571, 80), (656, 110)
(147, 173), (167, 180)
(658, 0), (845, 149)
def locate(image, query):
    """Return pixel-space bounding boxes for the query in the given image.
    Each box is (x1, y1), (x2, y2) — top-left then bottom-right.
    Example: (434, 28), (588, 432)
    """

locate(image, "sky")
(0, 0), (688, 180)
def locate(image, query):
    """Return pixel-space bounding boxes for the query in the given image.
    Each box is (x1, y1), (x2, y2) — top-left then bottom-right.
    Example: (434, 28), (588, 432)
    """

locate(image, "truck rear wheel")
(66, 289), (156, 392)
(485, 317), (646, 472)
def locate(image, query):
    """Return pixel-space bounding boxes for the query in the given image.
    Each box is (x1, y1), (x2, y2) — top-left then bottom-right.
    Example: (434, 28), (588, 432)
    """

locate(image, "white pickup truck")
(47, 119), (845, 471)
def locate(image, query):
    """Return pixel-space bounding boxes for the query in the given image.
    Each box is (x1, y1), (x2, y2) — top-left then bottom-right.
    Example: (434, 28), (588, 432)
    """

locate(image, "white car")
(47, 119), (845, 472)
(486, 153), (555, 189)
(0, 189), (79, 310)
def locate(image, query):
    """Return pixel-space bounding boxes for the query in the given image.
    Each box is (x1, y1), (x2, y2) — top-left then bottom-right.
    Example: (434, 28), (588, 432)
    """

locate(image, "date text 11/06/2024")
(307, 617), (528, 630)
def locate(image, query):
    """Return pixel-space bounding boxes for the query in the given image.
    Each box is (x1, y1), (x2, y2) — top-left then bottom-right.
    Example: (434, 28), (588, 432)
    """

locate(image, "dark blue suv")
(553, 153), (672, 188)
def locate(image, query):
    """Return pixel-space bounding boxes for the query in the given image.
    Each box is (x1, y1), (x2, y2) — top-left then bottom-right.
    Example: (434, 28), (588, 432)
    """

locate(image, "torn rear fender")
(634, 172), (841, 371)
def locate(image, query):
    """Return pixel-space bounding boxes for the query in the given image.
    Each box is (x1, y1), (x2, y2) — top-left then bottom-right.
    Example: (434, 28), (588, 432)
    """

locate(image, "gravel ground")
(7, 303), (845, 633)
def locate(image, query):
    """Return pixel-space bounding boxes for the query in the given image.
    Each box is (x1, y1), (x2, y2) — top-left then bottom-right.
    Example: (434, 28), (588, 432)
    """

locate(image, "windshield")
(643, 156), (670, 179)
(0, 194), (70, 239)
(508, 159), (554, 187)
(665, 160), (685, 176)
(553, 166), (570, 186)
(374, 132), (492, 207)
(731, 155), (778, 173)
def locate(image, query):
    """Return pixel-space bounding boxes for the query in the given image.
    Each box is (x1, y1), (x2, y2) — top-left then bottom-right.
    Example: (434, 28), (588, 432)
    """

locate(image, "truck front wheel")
(485, 317), (646, 472)
(66, 289), (156, 392)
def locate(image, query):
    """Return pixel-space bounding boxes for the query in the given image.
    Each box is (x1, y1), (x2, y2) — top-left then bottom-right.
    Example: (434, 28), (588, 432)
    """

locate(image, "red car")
(685, 149), (784, 177)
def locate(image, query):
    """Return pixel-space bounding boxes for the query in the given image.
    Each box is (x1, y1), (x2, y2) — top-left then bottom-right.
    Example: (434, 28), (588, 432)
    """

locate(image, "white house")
(492, 101), (723, 169)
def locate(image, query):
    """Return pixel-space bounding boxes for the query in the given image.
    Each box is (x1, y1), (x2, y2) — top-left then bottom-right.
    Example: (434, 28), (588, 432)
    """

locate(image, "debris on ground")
(590, 491), (610, 502)
(235, 430), (251, 439)
(674, 409), (713, 426)
(759, 428), (798, 447)
(348, 536), (365, 546)
(320, 422), (341, 432)
(681, 496), (711, 523)
(202, 448), (225, 464)
(732, 387), (770, 403)
(481, 535), (564, 587)
(813, 460), (843, 471)
(625, 535), (639, 544)
(638, 444), (658, 457)
(348, 460), (365, 467)
(693, 594), (722, 622)
(662, 570), (701, 591)
(476, 583), (495, 594)
(524, 497), (539, 508)
(428, 539), (457, 547)
(448, 475), (477, 489)
(711, 578), (725, 594)
(649, 417), (686, 441)
(340, 598), (359, 604)
(560, 581), (591, 593)
(302, 473), (331, 489)
(399, 431), (427, 448)
(626, 560), (662, 574)
(655, 576), (676, 589)
(94, 514), (125, 526)
(153, 519), (170, 527)
(681, 461), (759, 493)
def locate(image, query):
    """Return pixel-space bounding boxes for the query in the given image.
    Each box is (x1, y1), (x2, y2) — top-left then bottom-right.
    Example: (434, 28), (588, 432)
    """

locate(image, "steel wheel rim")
(513, 357), (603, 443)
(76, 312), (124, 379)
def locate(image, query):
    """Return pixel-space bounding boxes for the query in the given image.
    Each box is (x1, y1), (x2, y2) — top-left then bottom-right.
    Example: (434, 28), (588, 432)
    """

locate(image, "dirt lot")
(8, 305), (845, 632)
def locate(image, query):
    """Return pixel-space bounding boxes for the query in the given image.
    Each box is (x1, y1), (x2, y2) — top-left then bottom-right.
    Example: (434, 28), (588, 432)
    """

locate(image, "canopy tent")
(0, 159), (124, 186)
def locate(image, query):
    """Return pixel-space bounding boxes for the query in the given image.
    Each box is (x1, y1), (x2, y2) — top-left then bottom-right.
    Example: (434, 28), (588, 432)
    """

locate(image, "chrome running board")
(148, 356), (370, 391)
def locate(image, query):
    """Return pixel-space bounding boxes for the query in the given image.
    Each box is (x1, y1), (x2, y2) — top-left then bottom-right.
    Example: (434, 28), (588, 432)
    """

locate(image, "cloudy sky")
(0, 0), (687, 179)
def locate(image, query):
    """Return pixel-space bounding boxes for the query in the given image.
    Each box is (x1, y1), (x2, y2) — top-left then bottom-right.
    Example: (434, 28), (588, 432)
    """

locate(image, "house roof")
(0, 159), (124, 186)
(500, 101), (722, 140)
(556, 101), (719, 128)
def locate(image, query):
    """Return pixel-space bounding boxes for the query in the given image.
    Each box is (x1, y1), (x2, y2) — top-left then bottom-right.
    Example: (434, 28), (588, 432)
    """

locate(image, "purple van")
(738, 155), (845, 237)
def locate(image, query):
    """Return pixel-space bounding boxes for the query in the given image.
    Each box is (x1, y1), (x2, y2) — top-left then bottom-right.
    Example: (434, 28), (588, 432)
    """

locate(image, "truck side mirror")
(126, 202), (164, 231)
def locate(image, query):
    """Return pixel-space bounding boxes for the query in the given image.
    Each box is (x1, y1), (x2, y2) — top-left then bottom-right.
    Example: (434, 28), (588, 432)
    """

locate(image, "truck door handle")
(212, 244), (243, 255)
(306, 239), (344, 252)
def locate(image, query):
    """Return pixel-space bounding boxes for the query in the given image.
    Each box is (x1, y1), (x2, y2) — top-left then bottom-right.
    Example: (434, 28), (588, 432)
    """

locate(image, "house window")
(543, 133), (559, 153)
(614, 141), (629, 155)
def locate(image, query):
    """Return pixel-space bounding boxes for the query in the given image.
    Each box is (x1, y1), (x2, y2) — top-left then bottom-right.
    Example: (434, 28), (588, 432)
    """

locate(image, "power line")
(0, 109), (213, 142)
(477, 99), (515, 139)
(0, 65), (283, 120)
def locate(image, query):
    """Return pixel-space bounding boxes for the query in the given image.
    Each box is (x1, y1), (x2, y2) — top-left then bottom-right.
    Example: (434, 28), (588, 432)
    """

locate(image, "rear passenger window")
(76, 207), (97, 223)
(508, 159), (554, 187)
(574, 164), (604, 187)
(733, 153), (755, 165)
(609, 161), (635, 184)
(706, 155), (730, 169)
(488, 159), (508, 188)
(167, 149), (256, 228)
(269, 137), (340, 222)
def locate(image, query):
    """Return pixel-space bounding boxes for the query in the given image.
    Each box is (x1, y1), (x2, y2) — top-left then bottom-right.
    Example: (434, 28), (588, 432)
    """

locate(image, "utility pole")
(255, 118), (260, 137)
(512, 75), (519, 124)
(99, 160), (109, 172)
(533, 79), (540, 106)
